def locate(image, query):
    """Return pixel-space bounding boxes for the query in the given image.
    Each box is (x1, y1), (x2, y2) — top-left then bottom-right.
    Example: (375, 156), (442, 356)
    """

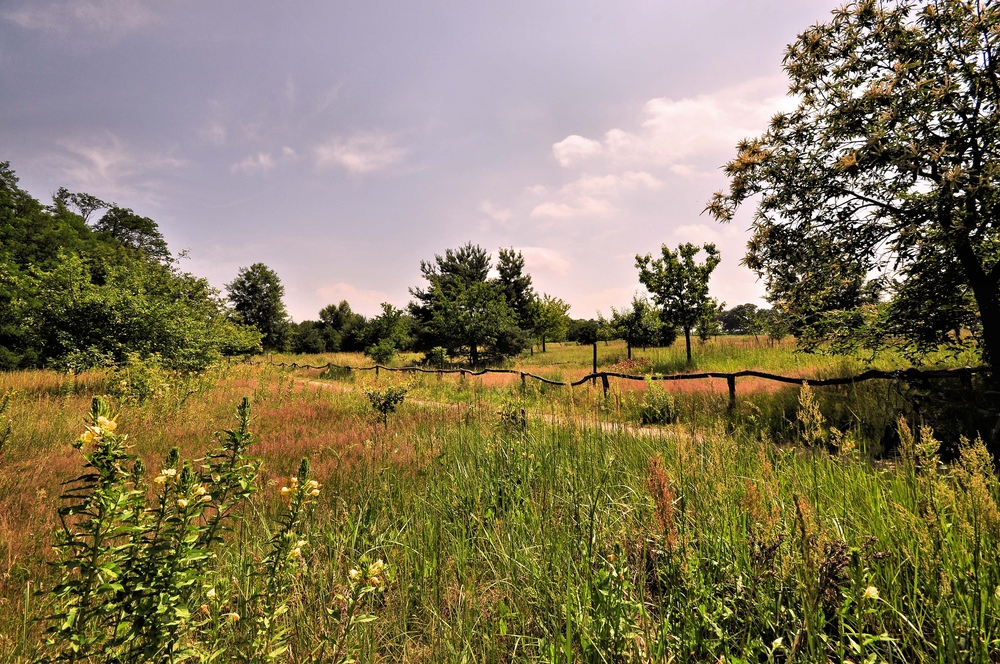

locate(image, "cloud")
(231, 152), (275, 174)
(552, 135), (603, 167)
(50, 132), (183, 204)
(479, 200), (512, 223)
(530, 197), (614, 219)
(517, 247), (571, 276)
(550, 76), (795, 172)
(314, 131), (407, 174)
(528, 171), (660, 220)
(672, 223), (722, 244)
(3, 0), (157, 37)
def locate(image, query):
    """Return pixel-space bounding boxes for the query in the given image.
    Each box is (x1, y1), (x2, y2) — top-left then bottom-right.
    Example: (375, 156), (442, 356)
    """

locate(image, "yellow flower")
(289, 547), (303, 560)
(161, 468), (177, 478)
(96, 416), (117, 432)
(309, 488), (320, 497)
(153, 475), (167, 484)
(78, 430), (95, 445)
(279, 486), (291, 497)
(177, 498), (189, 508)
(307, 479), (320, 490)
(226, 612), (240, 622)
(194, 485), (207, 495)
(863, 586), (879, 600)
(201, 494), (212, 502)
(206, 587), (217, 599)
(296, 540), (306, 548)
(348, 568), (360, 581)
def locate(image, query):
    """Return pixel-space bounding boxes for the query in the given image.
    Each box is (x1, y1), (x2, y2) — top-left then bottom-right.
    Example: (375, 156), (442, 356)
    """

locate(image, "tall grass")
(1, 347), (997, 661)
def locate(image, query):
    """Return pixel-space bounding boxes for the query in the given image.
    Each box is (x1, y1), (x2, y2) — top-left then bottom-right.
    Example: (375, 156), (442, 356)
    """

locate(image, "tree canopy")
(636, 242), (721, 363)
(707, 0), (1000, 367)
(226, 263), (291, 352)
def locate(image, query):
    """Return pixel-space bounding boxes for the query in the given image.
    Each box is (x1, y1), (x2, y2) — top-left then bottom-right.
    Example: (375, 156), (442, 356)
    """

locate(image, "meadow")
(1, 337), (998, 662)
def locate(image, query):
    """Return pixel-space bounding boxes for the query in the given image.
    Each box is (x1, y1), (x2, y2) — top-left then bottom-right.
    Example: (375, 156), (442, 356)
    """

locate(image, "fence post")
(727, 375), (736, 410)
(520, 372), (527, 392)
(601, 373), (610, 398)
(375, 365), (380, 379)
(592, 343), (598, 386)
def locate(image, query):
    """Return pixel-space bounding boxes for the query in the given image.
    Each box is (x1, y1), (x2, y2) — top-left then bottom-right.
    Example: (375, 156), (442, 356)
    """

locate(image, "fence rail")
(255, 359), (990, 408)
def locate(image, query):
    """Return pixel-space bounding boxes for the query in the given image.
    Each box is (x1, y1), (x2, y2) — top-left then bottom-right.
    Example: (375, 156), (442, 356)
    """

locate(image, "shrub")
(638, 379), (677, 425)
(365, 385), (407, 427)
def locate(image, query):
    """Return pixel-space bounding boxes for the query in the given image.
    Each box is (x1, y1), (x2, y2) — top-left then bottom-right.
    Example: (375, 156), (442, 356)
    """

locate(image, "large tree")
(707, 0), (1000, 367)
(409, 243), (524, 365)
(226, 263), (290, 352)
(636, 243), (721, 363)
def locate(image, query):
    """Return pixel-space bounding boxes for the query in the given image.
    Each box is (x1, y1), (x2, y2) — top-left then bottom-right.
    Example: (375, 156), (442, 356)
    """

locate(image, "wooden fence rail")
(254, 359), (990, 409)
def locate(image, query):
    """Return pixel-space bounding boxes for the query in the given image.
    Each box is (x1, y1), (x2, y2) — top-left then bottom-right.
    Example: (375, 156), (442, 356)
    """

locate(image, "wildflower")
(309, 488), (320, 497)
(279, 486), (291, 497)
(226, 612), (240, 622)
(369, 576), (382, 587)
(96, 416), (117, 432)
(289, 547), (303, 560)
(863, 586), (879, 600)
(348, 568), (360, 581)
(367, 559), (385, 579)
(207, 587), (217, 599)
(161, 468), (177, 478)
(78, 430), (95, 445)
(177, 498), (189, 508)
(307, 479), (320, 490)
(194, 485), (207, 495)
(201, 494), (212, 502)
(296, 540), (306, 548)
(200, 604), (210, 615)
(153, 475), (167, 484)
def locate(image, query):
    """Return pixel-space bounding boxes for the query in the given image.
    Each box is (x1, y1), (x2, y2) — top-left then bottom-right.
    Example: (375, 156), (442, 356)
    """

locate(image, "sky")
(0, 0), (845, 322)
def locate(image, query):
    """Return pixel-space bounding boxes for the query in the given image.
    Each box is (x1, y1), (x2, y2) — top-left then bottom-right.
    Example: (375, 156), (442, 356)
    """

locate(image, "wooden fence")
(257, 358), (989, 409)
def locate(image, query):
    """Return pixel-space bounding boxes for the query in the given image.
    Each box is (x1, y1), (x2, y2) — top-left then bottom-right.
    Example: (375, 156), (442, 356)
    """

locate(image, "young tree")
(496, 248), (538, 331)
(636, 243), (721, 363)
(610, 296), (662, 359)
(226, 263), (290, 352)
(532, 294), (571, 352)
(706, 0), (1000, 368)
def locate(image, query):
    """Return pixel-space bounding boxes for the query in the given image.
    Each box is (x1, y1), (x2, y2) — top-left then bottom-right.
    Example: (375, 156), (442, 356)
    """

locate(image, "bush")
(365, 340), (397, 365)
(638, 380), (677, 425)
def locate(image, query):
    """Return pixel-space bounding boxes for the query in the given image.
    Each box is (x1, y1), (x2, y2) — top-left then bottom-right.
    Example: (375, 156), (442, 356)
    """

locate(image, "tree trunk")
(684, 327), (692, 363)
(542, 335), (547, 353)
(627, 341), (632, 360)
(470, 343), (479, 367)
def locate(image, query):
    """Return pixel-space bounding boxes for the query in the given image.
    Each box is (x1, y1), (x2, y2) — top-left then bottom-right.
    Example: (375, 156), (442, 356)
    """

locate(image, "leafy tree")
(92, 206), (171, 263)
(226, 263), (291, 352)
(292, 321), (327, 354)
(610, 296), (662, 359)
(53, 186), (108, 224)
(696, 298), (725, 342)
(318, 300), (367, 352)
(706, 0), (1000, 367)
(567, 318), (599, 345)
(719, 303), (764, 337)
(363, 303), (412, 363)
(409, 243), (523, 365)
(636, 243), (721, 363)
(532, 293), (571, 352)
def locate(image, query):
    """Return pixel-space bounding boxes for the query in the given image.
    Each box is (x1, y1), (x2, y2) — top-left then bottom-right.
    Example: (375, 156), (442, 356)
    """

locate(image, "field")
(1, 337), (998, 662)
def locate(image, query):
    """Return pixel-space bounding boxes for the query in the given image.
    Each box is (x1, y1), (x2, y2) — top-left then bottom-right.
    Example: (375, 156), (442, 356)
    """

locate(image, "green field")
(1, 338), (998, 662)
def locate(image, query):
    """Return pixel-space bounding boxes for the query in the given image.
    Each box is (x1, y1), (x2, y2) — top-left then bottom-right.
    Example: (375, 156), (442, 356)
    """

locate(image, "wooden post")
(375, 365), (380, 379)
(601, 373), (610, 398)
(727, 375), (736, 410)
(520, 372), (527, 392)
(592, 343), (598, 386)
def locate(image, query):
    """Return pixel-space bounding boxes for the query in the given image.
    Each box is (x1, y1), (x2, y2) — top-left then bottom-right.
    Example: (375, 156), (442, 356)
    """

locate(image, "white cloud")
(517, 247), (571, 276)
(550, 76), (795, 173)
(479, 200), (512, 223)
(314, 131), (407, 174)
(552, 135), (603, 168)
(530, 196), (614, 220)
(231, 152), (275, 174)
(3, 0), (157, 36)
(528, 171), (660, 221)
(51, 132), (183, 204)
(672, 223), (722, 244)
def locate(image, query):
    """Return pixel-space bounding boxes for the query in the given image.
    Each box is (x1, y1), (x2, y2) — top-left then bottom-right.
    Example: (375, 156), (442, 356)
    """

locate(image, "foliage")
(423, 346), (449, 368)
(365, 340), (398, 366)
(317, 300), (367, 352)
(364, 385), (407, 426)
(610, 295), (662, 358)
(707, 0), (1000, 367)
(637, 379), (678, 425)
(719, 303), (764, 336)
(362, 303), (411, 360)
(409, 243), (526, 365)
(532, 293), (571, 351)
(636, 242), (721, 363)
(227, 263), (291, 352)
(496, 247), (538, 331)
(91, 206), (171, 264)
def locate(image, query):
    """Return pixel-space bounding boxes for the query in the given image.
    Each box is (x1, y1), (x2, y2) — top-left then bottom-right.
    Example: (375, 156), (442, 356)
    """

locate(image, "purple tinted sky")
(0, 0), (843, 321)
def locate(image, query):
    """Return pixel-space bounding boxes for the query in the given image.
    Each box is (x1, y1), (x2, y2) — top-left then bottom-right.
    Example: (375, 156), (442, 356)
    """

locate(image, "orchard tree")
(610, 295), (661, 359)
(636, 242), (721, 363)
(532, 294), (571, 352)
(707, 0), (1000, 367)
(226, 263), (290, 352)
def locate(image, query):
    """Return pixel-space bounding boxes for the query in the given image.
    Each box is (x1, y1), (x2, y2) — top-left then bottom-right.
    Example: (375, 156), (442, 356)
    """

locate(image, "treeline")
(0, 161), (260, 371)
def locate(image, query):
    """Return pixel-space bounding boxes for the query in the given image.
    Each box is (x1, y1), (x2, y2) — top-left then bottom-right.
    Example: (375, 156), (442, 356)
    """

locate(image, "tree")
(226, 263), (290, 352)
(363, 302), (412, 363)
(409, 243), (523, 366)
(318, 300), (367, 352)
(706, 0), (1000, 367)
(719, 303), (764, 337)
(532, 294), (571, 352)
(496, 248), (538, 330)
(610, 296), (662, 359)
(92, 206), (171, 263)
(636, 243), (721, 363)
